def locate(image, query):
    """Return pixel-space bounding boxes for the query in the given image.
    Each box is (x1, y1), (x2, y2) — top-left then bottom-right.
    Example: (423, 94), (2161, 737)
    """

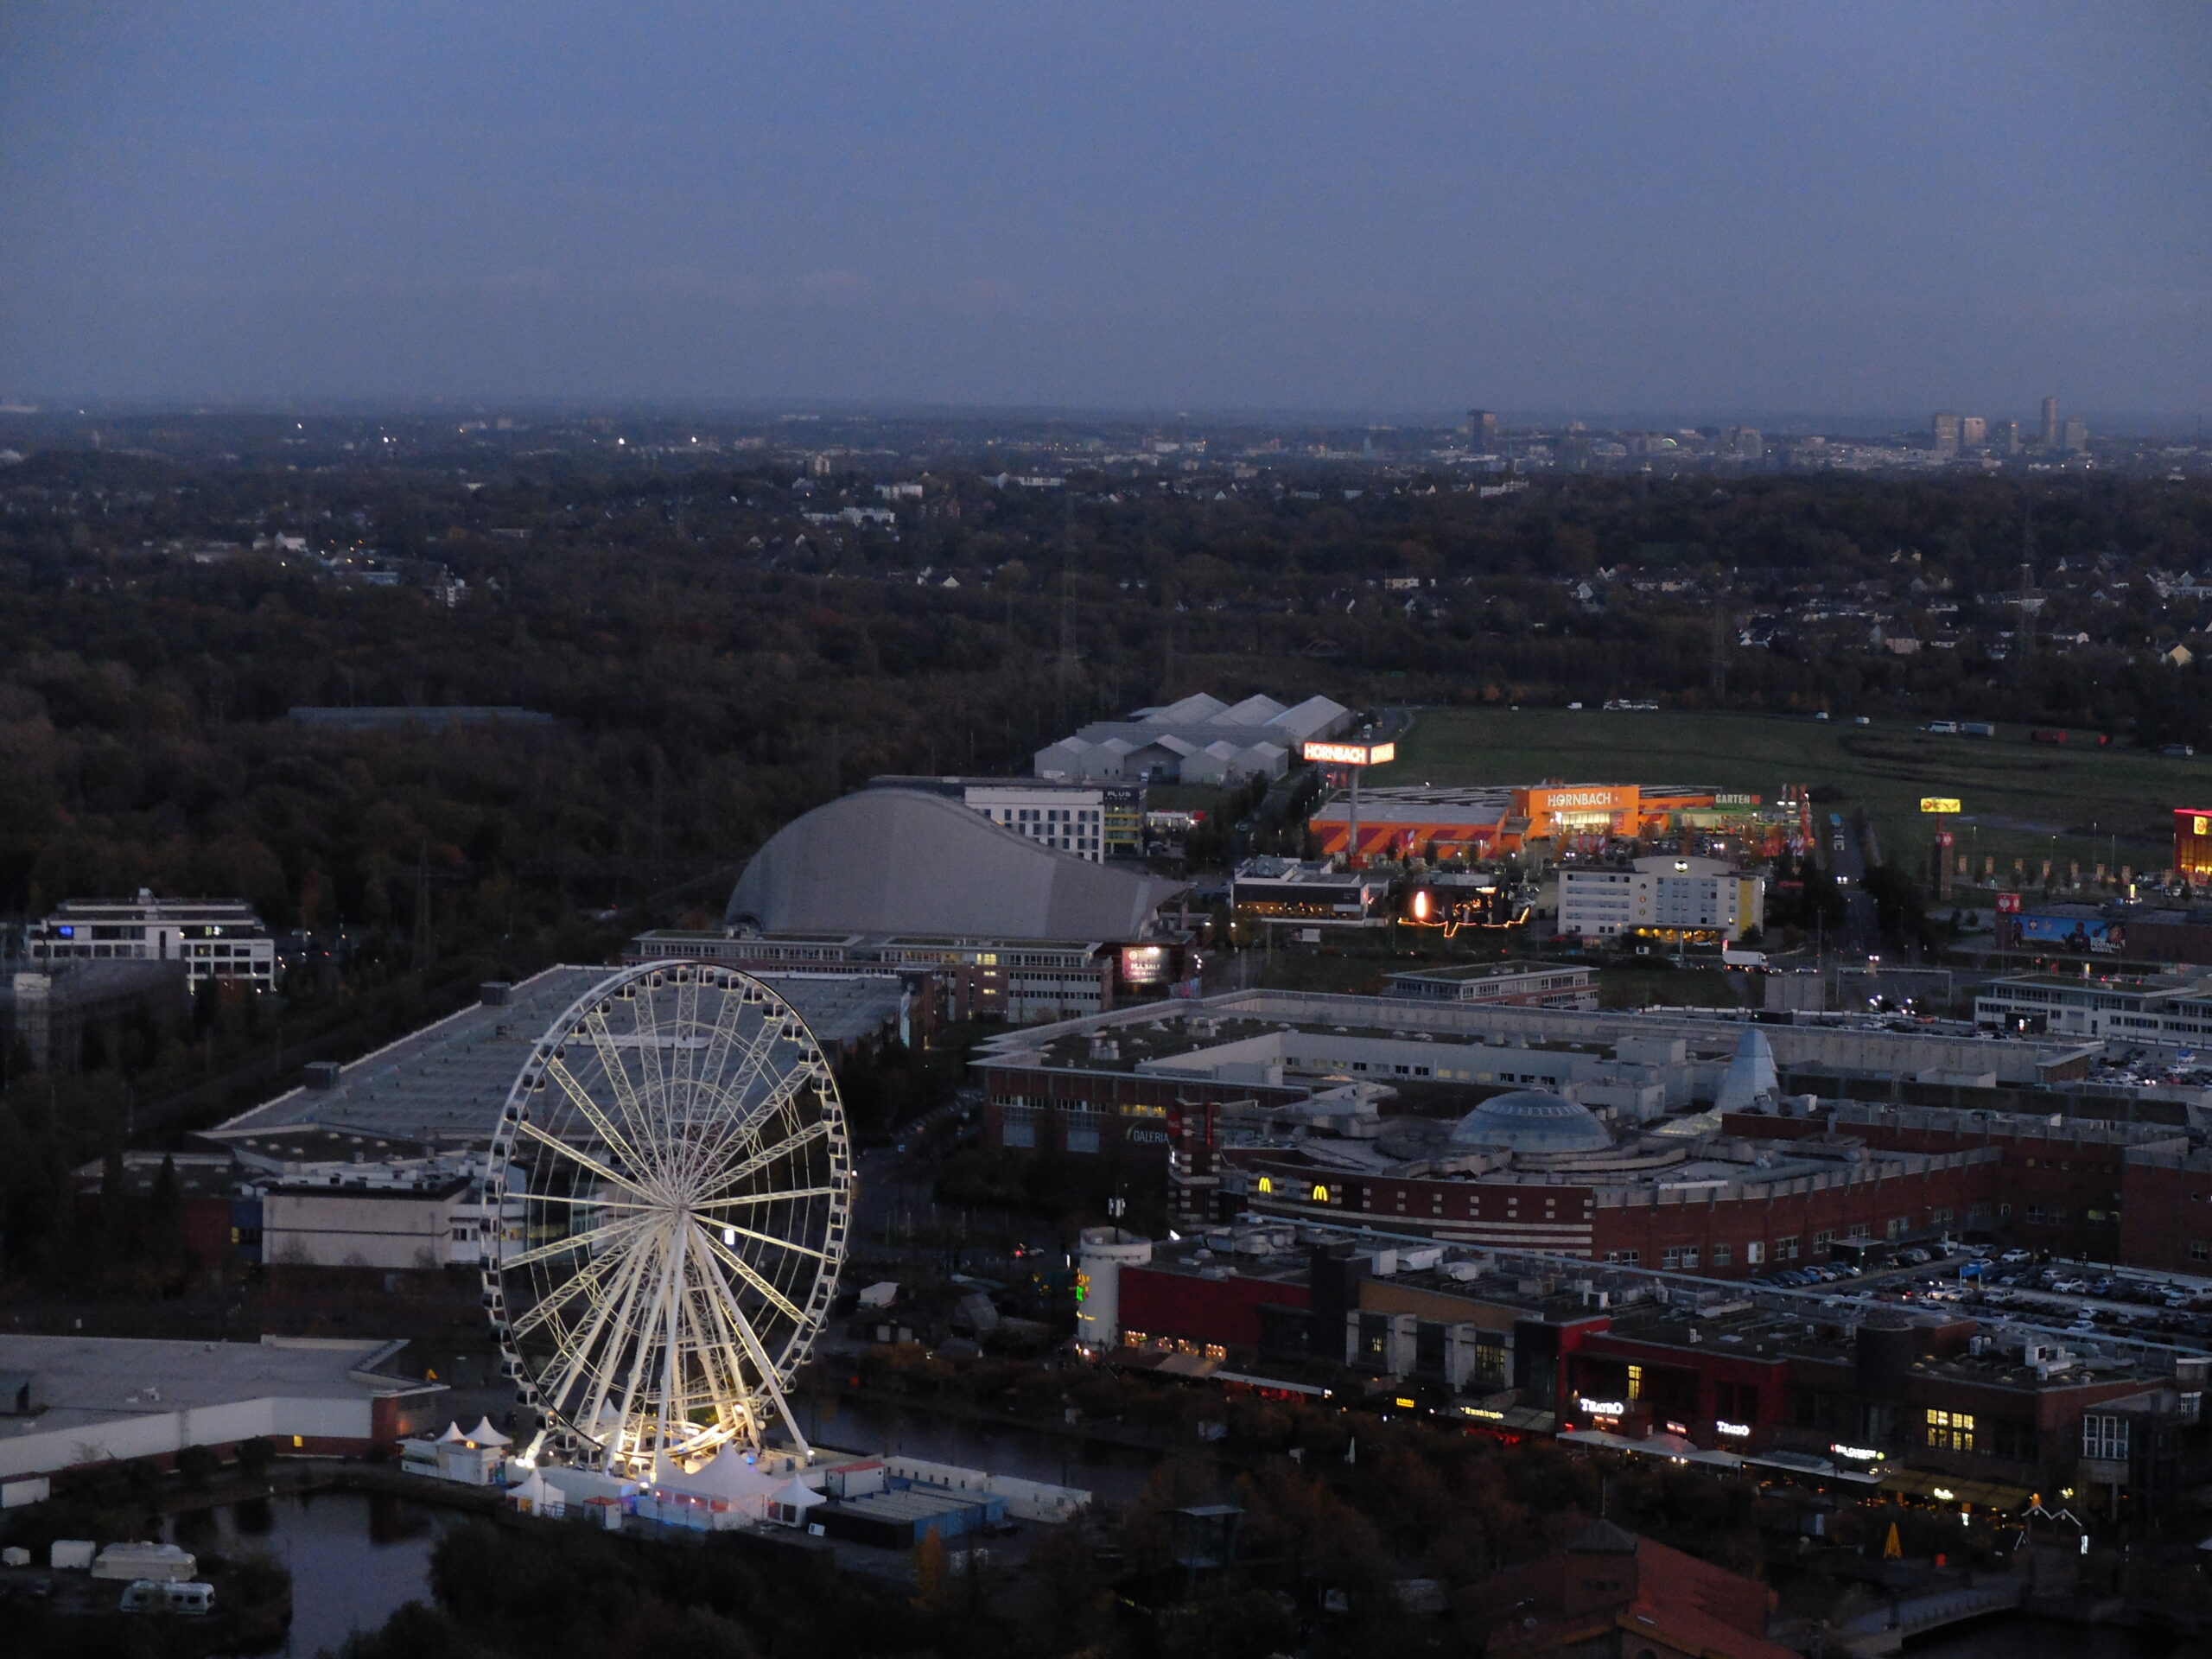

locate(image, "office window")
(1662, 1248), (1681, 1269)
(1746, 1241), (1765, 1265)
(1627, 1364), (1643, 1402)
(2082, 1414), (2130, 1461)
(2192, 1243), (2209, 1263)
(1681, 1248), (1700, 1270)
(1713, 1244), (1732, 1267)
(1925, 1408), (1975, 1453)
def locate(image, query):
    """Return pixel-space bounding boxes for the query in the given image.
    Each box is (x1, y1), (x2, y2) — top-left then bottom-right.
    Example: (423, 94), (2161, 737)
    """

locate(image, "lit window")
(1627, 1364), (1643, 1402)
(1925, 1409), (1975, 1452)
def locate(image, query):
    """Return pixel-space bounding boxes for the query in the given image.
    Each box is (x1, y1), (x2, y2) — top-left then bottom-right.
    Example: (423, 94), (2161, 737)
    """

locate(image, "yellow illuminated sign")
(1920, 797), (1961, 814)
(2196, 817), (2209, 837)
(1303, 741), (1395, 766)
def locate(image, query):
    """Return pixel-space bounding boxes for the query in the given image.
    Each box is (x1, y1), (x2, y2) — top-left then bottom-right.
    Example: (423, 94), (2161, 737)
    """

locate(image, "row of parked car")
(1749, 1243), (1958, 1291)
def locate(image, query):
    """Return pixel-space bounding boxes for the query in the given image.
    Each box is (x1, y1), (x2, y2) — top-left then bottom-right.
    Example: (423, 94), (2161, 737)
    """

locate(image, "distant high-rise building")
(1960, 416), (1987, 448)
(2063, 417), (2088, 454)
(1931, 411), (1962, 455)
(2041, 395), (2060, 450)
(1992, 420), (2022, 454)
(1732, 427), (1764, 462)
(1465, 409), (1499, 452)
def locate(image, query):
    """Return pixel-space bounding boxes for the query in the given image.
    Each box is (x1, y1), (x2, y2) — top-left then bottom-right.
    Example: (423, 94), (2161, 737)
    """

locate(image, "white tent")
(436, 1421), (468, 1445)
(467, 1416), (512, 1447)
(505, 1467), (565, 1517)
(769, 1477), (829, 1526)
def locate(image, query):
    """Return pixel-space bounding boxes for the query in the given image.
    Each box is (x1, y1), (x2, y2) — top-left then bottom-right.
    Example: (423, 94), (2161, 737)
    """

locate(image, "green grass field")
(1369, 708), (2198, 884)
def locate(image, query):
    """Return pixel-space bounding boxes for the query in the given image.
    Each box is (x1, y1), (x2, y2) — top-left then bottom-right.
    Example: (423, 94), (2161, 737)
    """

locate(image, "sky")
(2, 3), (2208, 423)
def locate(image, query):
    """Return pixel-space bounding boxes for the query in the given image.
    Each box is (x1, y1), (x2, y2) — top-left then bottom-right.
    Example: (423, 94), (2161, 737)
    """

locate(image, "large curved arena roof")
(725, 789), (1188, 939)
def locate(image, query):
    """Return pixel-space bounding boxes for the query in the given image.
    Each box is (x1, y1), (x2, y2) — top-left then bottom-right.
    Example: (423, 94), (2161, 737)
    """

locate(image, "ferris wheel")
(482, 963), (850, 1471)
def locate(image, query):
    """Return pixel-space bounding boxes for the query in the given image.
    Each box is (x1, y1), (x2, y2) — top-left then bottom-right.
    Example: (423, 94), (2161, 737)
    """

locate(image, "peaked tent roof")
(772, 1476), (828, 1509)
(468, 1415), (512, 1446)
(726, 789), (1186, 939)
(436, 1421), (468, 1444)
(1214, 694), (1290, 726)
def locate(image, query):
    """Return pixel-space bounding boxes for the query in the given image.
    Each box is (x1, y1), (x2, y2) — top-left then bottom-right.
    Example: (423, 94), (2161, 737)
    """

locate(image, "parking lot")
(1751, 1248), (2212, 1350)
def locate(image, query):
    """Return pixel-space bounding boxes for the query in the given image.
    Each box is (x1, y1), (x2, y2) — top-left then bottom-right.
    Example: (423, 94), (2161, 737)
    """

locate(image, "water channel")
(161, 1490), (463, 1658)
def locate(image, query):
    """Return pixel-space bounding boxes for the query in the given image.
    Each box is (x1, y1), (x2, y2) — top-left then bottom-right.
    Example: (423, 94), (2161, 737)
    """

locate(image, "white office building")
(961, 782), (1108, 861)
(1559, 855), (1764, 943)
(27, 893), (277, 988)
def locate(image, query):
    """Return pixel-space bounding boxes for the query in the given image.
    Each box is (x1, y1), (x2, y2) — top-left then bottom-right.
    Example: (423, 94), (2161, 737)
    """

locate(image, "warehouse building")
(1034, 691), (1351, 785)
(0, 1333), (441, 1484)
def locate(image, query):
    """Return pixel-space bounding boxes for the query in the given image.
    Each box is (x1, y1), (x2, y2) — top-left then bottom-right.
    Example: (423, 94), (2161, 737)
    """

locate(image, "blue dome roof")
(1448, 1089), (1612, 1154)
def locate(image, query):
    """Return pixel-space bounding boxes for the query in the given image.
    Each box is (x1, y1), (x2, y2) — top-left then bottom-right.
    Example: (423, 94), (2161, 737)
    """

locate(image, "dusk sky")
(3, 3), (2207, 422)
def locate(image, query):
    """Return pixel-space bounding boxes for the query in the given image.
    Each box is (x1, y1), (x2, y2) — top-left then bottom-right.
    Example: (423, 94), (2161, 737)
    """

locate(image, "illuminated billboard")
(2014, 914), (2123, 954)
(1119, 944), (1168, 986)
(1919, 797), (1961, 815)
(1303, 741), (1395, 766)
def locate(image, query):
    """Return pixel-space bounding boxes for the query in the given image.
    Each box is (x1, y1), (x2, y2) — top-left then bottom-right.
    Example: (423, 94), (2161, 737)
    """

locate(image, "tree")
(173, 1442), (219, 1487)
(236, 1436), (277, 1482)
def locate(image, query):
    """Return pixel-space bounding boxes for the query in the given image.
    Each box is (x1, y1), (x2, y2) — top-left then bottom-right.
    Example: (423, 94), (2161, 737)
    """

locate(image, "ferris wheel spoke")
(520, 1191), (651, 1210)
(508, 1232), (645, 1340)
(579, 1008), (660, 1179)
(544, 1058), (657, 1179)
(687, 1250), (768, 1428)
(695, 1186), (838, 1208)
(655, 1223), (690, 1456)
(518, 1120), (652, 1199)
(499, 1212), (652, 1274)
(691, 982), (753, 1105)
(694, 1120), (830, 1203)
(597, 1230), (672, 1478)
(721, 1281), (814, 1459)
(707, 1217), (834, 1263)
(694, 1224), (808, 1326)
(541, 1229), (659, 1431)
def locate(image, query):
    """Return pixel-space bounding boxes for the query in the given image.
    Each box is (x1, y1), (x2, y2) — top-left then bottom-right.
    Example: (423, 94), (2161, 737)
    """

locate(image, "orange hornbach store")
(1310, 782), (1731, 861)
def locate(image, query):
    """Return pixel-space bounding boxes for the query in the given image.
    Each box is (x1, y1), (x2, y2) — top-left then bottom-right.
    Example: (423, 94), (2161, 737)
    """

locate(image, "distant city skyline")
(3, 3), (2204, 414)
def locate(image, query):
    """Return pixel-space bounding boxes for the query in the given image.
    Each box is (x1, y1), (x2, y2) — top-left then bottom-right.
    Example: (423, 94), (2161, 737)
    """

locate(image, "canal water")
(137, 1406), (1160, 1656)
(162, 1490), (465, 1658)
(799, 1394), (1166, 1504)
(1903, 1614), (2177, 1656)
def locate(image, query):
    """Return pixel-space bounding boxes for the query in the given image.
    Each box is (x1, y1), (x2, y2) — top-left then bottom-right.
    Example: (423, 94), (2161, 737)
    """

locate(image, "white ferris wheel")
(482, 963), (850, 1471)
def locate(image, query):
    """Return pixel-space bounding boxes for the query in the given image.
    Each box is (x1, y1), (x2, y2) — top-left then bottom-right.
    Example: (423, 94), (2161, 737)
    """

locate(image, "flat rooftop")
(0, 1333), (424, 1439)
(206, 963), (906, 1149)
(1387, 962), (1593, 983)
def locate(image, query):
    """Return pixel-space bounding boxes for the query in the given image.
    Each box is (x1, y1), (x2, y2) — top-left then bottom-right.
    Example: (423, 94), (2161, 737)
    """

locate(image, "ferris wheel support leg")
(519, 1427), (550, 1466)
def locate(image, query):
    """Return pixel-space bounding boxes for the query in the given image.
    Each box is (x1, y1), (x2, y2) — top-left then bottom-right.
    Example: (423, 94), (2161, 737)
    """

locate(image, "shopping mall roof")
(725, 788), (1187, 939)
(1448, 1090), (1615, 1154)
(203, 963), (906, 1151)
